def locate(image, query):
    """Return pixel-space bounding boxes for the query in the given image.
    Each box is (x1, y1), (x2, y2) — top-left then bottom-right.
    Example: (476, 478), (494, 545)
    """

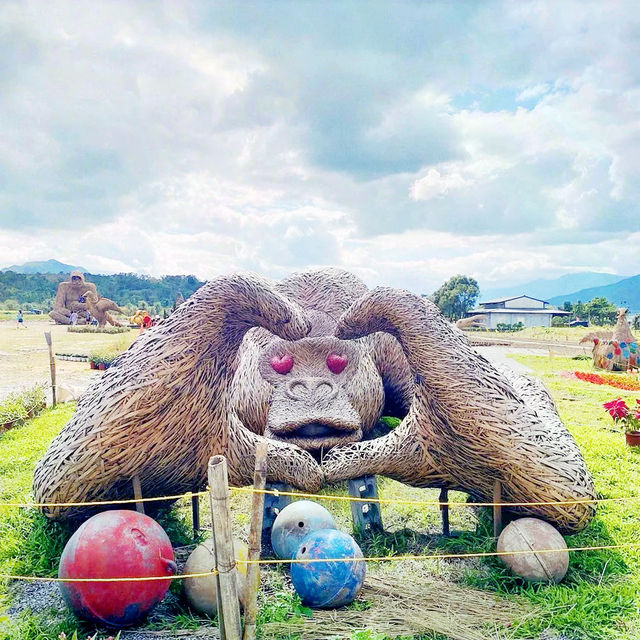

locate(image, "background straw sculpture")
(579, 307), (637, 371)
(34, 268), (594, 532)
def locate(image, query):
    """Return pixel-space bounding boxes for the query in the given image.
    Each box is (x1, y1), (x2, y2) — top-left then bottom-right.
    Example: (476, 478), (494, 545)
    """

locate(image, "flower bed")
(67, 326), (130, 334)
(88, 346), (124, 370)
(572, 370), (640, 391)
(55, 353), (89, 362)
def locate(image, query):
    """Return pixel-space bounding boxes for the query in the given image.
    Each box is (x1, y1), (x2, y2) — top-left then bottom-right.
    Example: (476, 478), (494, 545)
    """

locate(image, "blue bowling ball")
(271, 500), (336, 560)
(290, 529), (366, 608)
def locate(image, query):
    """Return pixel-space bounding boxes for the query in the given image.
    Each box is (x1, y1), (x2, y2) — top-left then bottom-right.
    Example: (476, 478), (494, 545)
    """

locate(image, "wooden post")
(192, 493), (201, 540)
(243, 442), (268, 640)
(348, 476), (383, 536)
(208, 456), (242, 640)
(493, 479), (503, 538)
(132, 475), (145, 515)
(44, 332), (56, 407)
(439, 488), (450, 537)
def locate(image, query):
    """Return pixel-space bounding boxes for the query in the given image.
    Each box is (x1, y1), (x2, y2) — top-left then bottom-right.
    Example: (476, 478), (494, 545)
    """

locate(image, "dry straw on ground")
(260, 571), (534, 640)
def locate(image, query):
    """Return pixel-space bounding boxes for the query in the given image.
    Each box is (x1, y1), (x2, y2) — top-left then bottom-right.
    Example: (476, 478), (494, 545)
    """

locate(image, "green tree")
(585, 297), (617, 326)
(4, 299), (19, 310)
(430, 275), (479, 320)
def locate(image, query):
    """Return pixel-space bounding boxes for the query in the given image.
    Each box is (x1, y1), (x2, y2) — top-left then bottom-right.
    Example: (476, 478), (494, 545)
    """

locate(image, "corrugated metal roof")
(468, 308), (570, 315)
(479, 294), (550, 305)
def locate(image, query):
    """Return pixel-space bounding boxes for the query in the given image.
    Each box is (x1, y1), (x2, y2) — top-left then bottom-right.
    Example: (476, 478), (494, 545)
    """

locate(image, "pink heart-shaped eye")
(270, 354), (294, 374)
(326, 353), (348, 374)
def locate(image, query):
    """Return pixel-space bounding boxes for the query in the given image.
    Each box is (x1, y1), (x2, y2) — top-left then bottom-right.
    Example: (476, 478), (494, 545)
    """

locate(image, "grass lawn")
(1, 354), (640, 639)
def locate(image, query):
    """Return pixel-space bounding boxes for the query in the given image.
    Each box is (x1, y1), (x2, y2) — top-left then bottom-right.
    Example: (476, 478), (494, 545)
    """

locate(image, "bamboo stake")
(243, 442), (268, 640)
(132, 475), (145, 515)
(209, 456), (242, 640)
(44, 332), (56, 407)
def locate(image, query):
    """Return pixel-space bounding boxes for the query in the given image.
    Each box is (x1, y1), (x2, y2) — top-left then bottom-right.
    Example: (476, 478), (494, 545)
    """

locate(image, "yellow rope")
(0, 569), (218, 583)
(230, 486), (631, 508)
(0, 487), (640, 508)
(2, 542), (638, 582)
(0, 485), (636, 509)
(240, 541), (640, 565)
(0, 490), (209, 509)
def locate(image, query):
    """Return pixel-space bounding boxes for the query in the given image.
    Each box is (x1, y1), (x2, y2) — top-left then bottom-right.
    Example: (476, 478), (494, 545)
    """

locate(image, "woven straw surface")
(34, 269), (594, 532)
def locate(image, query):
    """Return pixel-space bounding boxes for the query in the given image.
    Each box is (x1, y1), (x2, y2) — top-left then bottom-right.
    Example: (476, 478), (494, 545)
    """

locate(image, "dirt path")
(465, 331), (593, 357)
(0, 318), (136, 404)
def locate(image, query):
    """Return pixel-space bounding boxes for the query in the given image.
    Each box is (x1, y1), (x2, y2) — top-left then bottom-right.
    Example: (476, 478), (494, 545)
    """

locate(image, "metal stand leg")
(192, 493), (200, 540)
(261, 482), (292, 555)
(439, 488), (450, 537)
(348, 475), (383, 536)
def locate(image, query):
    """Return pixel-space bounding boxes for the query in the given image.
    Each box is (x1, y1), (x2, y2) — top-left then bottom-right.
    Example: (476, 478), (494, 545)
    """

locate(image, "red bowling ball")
(59, 510), (176, 627)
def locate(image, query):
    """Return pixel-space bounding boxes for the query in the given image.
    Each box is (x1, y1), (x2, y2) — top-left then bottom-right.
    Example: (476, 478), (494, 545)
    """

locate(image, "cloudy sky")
(1, 1), (639, 294)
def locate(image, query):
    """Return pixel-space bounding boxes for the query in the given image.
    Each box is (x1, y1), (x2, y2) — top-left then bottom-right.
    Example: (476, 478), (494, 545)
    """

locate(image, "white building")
(468, 295), (570, 329)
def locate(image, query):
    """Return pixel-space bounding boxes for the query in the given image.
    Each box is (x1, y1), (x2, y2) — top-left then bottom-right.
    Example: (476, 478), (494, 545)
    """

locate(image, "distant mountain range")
(549, 274), (640, 311)
(480, 272), (628, 303)
(1, 259), (87, 274)
(481, 271), (639, 313)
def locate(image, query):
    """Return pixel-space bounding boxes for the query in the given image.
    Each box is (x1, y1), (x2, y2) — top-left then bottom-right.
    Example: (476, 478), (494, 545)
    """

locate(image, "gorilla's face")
(259, 336), (377, 452)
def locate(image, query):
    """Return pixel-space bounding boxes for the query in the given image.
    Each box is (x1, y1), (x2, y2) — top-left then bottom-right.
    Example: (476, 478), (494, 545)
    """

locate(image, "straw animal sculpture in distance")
(34, 269), (595, 533)
(82, 290), (126, 328)
(49, 271), (98, 325)
(579, 308), (638, 371)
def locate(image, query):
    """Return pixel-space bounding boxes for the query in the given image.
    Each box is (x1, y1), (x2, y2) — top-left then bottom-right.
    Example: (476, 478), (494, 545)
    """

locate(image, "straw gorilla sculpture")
(34, 269), (595, 533)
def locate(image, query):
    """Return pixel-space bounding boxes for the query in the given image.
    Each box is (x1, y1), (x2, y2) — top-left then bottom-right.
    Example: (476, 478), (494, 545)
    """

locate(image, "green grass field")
(471, 325), (613, 343)
(1, 354), (640, 639)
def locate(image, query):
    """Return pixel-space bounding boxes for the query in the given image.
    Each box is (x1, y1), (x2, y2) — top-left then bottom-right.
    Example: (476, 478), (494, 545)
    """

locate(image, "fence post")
(243, 442), (268, 640)
(44, 332), (56, 407)
(208, 456), (242, 640)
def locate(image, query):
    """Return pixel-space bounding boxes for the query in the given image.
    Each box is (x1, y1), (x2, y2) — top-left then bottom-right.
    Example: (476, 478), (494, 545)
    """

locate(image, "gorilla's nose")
(285, 378), (338, 402)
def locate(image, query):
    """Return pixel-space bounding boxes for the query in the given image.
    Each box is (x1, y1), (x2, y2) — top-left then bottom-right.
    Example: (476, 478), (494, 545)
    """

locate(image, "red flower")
(603, 398), (629, 420)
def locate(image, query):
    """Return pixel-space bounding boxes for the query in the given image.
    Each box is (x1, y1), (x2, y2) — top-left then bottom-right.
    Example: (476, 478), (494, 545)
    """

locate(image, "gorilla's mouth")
(266, 419), (362, 451)
(289, 422), (348, 439)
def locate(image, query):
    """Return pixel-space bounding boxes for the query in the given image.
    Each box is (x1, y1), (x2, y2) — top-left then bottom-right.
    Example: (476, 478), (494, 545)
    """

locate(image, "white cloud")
(1, 0), (640, 293)
(517, 83), (551, 102)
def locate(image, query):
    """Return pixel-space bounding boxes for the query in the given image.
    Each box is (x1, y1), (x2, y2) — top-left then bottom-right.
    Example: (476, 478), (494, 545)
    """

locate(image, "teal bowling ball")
(290, 529), (366, 608)
(271, 500), (336, 560)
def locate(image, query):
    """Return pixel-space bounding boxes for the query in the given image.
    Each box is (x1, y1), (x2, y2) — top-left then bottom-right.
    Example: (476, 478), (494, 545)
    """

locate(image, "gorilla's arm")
(52, 282), (71, 315)
(323, 287), (595, 534)
(34, 274), (323, 519)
